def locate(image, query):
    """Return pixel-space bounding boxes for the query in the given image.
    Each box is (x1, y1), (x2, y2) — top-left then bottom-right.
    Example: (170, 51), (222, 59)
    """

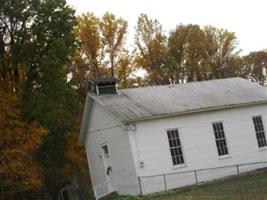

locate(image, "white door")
(101, 144), (114, 192)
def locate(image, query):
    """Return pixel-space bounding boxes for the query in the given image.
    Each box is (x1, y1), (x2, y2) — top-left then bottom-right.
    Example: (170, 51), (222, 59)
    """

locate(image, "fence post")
(194, 170), (198, 184)
(236, 165), (240, 175)
(163, 174), (167, 191)
(138, 177), (143, 196)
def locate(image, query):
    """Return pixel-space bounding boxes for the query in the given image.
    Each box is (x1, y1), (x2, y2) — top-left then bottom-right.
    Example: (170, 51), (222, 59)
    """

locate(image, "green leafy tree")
(1, 0), (78, 199)
(168, 24), (208, 82)
(0, 0), (39, 88)
(23, 4), (77, 200)
(167, 25), (188, 83)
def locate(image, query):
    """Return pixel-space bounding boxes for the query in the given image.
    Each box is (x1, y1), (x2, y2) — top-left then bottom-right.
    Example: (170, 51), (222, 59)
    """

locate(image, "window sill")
(218, 155), (231, 160)
(259, 146), (267, 151)
(173, 164), (187, 170)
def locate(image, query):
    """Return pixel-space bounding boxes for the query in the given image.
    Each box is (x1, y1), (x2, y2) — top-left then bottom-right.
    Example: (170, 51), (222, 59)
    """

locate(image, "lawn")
(104, 169), (267, 200)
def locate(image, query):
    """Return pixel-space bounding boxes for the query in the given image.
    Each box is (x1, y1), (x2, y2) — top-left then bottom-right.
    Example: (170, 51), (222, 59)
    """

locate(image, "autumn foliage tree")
(116, 51), (135, 88)
(243, 50), (267, 86)
(203, 26), (240, 79)
(167, 25), (240, 83)
(100, 12), (128, 77)
(73, 12), (131, 89)
(168, 24), (207, 82)
(0, 80), (46, 200)
(2, 5), (267, 200)
(75, 13), (104, 79)
(0, 0), (82, 199)
(135, 14), (168, 85)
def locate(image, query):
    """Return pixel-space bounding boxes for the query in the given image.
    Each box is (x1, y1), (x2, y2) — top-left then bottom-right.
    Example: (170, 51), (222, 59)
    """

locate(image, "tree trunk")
(110, 54), (114, 77)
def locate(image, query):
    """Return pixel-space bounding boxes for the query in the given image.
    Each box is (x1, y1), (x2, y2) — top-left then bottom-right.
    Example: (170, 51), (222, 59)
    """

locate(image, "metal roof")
(90, 78), (267, 122)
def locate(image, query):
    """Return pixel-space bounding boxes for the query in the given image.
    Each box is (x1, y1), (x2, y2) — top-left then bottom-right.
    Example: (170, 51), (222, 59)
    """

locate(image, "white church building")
(79, 77), (267, 199)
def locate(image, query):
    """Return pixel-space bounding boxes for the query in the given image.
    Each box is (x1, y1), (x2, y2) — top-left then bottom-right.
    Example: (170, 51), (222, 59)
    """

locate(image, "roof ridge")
(118, 77), (243, 92)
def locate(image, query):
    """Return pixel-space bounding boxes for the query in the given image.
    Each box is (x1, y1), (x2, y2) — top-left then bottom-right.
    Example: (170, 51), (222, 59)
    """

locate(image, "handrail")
(93, 180), (114, 200)
(139, 161), (267, 178)
(137, 160), (267, 196)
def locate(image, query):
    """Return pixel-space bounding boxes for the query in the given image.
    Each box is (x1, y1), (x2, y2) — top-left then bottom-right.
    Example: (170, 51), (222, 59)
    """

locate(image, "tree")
(243, 51), (267, 86)
(116, 51), (135, 88)
(72, 12), (131, 92)
(167, 25), (188, 83)
(100, 12), (128, 77)
(1, 0), (78, 198)
(75, 13), (104, 79)
(167, 25), (240, 83)
(135, 14), (168, 85)
(23, 44), (78, 199)
(203, 26), (240, 79)
(60, 118), (92, 199)
(0, 0), (38, 88)
(71, 12), (110, 98)
(0, 80), (46, 200)
(168, 24), (208, 82)
(73, 12), (128, 88)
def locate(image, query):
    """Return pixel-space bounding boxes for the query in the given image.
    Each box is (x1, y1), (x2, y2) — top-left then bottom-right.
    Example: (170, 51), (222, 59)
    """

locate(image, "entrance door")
(101, 144), (114, 192)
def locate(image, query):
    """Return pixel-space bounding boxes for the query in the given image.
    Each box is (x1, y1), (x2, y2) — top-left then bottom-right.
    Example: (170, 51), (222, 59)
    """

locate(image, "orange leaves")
(243, 51), (267, 86)
(61, 119), (88, 178)
(73, 12), (129, 81)
(135, 14), (168, 85)
(74, 13), (104, 79)
(0, 81), (47, 199)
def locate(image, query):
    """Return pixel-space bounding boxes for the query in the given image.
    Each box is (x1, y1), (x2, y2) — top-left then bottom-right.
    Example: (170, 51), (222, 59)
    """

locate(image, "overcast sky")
(66, 0), (267, 55)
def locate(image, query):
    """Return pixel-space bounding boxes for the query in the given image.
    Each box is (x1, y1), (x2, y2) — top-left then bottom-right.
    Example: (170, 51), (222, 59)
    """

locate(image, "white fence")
(138, 161), (267, 195)
(93, 180), (115, 200)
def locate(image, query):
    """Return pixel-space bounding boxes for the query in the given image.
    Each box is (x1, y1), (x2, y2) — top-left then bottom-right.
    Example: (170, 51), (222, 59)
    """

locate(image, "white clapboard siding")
(165, 172), (196, 190)
(130, 104), (267, 194)
(85, 101), (140, 196)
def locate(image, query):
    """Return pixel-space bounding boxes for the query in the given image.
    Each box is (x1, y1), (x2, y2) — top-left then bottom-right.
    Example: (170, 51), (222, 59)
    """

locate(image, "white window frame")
(252, 115), (267, 149)
(212, 121), (230, 157)
(166, 128), (185, 166)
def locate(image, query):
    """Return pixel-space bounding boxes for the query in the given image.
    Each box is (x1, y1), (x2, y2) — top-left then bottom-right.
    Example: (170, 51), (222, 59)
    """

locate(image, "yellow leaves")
(116, 52), (135, 88)
(135, 14), (168, 85)
(101, 12), (128, 50)
(0, 81), (47, 199)
(73, 12), (129, 81)
(66, 131), (87, 168)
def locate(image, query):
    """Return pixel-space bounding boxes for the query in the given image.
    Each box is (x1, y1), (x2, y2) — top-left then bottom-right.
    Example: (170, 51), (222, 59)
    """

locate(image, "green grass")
(104, 169), (267, 200)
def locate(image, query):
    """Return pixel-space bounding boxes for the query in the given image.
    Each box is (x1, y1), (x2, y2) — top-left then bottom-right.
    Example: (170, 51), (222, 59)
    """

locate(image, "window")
(253, 116), (267, 148)
(212, 122), (229, 156)
(167, 129), (184, 165)
(102, 145), (109, 158)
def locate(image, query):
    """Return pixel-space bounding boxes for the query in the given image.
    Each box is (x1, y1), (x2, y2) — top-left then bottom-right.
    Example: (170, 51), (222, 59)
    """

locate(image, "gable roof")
(89, 77), (267, 123)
